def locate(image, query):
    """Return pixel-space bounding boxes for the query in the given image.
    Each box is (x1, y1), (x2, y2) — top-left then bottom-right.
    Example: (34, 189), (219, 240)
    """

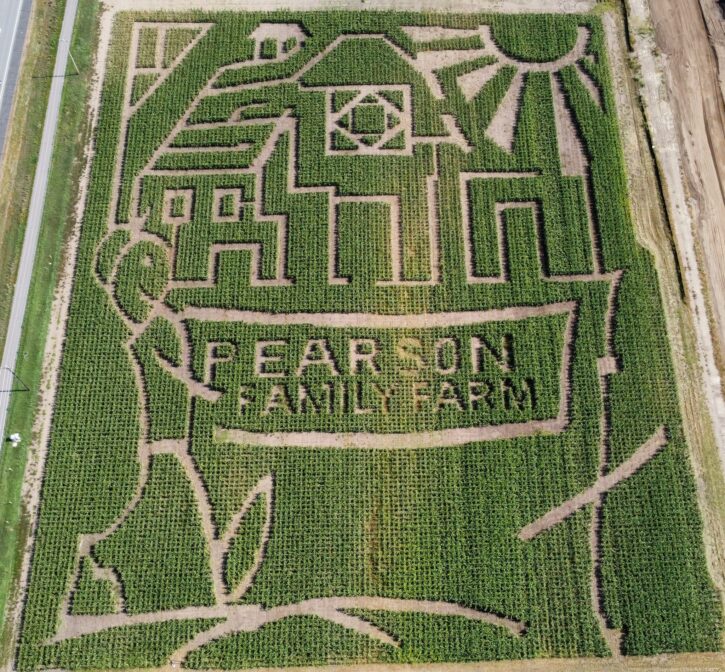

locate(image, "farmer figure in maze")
(62, 19), (631, 659)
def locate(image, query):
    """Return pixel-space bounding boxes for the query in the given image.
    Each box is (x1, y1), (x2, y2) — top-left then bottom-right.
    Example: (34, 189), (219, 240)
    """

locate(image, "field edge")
(0, 0), (100, 665)
(2, 0), (724, 669)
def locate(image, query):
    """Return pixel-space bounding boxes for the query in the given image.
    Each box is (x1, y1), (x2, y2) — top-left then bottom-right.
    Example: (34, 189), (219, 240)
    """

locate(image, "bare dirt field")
(639, 0), (725, 454)
(648, 0), (725, 390)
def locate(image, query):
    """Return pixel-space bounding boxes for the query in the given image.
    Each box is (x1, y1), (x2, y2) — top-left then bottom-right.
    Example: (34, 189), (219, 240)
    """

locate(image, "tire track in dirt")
(646, 0), (725, 397)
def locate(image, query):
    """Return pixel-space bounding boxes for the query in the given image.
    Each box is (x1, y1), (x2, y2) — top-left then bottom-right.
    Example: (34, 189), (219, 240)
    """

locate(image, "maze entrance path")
(13, 8), (722, 672)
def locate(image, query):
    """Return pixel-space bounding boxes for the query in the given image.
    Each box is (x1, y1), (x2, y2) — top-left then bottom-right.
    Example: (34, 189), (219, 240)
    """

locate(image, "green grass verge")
(0, 0), (99, 661)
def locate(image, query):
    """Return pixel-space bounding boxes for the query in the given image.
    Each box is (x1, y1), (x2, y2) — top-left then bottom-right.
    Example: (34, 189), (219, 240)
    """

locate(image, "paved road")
(0, 0), (79, 447)
(0, 0), (31, 159)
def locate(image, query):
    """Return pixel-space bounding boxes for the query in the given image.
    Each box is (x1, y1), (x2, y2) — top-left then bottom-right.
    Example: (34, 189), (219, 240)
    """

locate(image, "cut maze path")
(9, 4), (723, 670)
(64, 18), (644, 662)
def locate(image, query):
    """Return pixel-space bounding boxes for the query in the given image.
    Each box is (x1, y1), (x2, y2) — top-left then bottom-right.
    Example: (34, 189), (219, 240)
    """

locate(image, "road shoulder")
(0, 0), (99, 662)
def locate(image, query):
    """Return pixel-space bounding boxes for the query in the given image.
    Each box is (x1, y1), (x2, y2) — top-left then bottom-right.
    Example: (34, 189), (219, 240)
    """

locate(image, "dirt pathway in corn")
(8, 2), (725, 672)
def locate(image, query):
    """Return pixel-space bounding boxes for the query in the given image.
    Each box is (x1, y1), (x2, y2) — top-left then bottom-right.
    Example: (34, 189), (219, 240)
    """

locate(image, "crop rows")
(14, 9), (722, 671)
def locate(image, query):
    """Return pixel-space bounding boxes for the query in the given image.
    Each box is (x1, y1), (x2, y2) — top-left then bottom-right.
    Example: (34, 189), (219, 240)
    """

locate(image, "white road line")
(0, 0), (79, 452)
(0, 0), (28, 158)
(0, 0), (24, 109)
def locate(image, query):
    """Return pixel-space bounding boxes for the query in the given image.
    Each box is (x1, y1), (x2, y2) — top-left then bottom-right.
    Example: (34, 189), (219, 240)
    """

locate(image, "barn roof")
(300, 36), (434, 95)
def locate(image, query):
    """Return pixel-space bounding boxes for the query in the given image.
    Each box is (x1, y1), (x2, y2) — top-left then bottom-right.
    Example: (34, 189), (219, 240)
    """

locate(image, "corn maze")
(15, 10), (722, 670)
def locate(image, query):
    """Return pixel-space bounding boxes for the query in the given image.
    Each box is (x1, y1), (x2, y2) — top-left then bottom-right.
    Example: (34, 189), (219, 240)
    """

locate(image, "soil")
(102, 0), (597, 12)
(648, 0), (725, 396)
